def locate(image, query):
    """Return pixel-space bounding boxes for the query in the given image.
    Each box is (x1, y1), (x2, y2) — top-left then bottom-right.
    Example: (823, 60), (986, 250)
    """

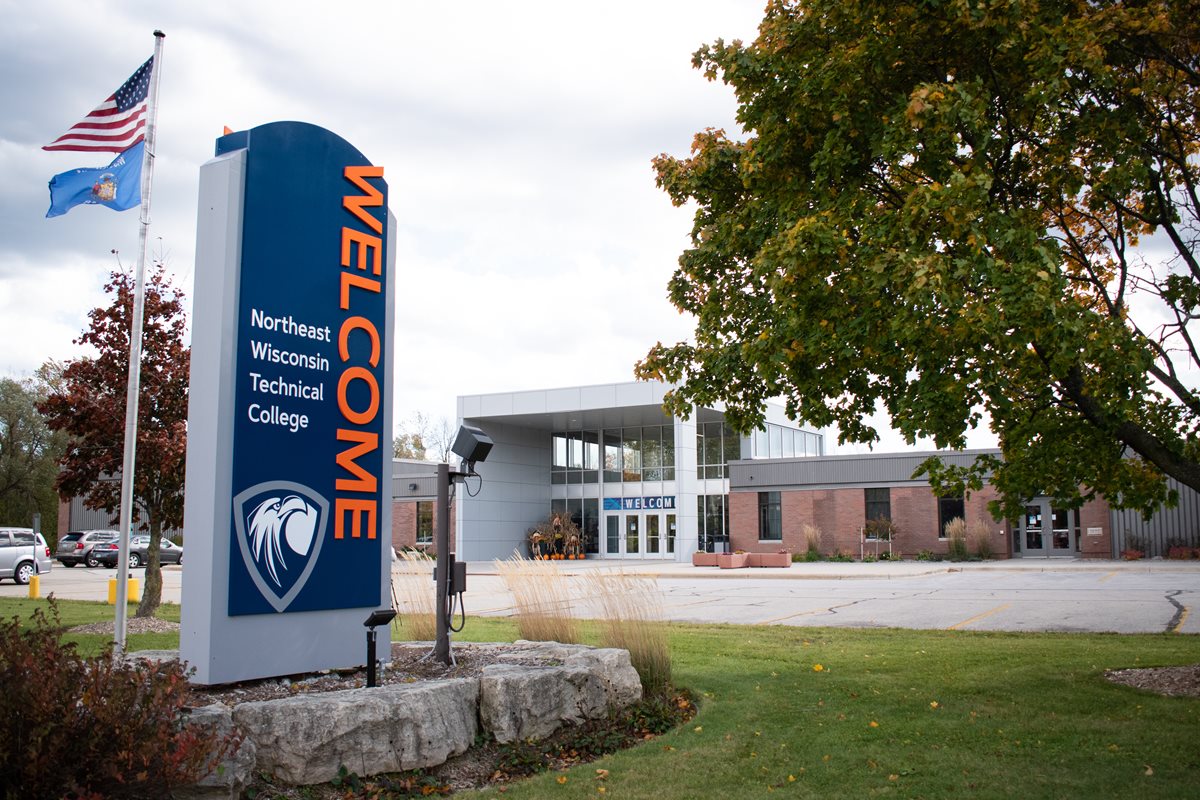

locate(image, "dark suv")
(96, 535), (183, 569)
(55, 530), (119, 568)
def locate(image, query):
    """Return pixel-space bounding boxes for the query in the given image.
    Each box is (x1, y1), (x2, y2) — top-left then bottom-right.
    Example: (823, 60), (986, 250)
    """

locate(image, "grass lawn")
(3, 599), (1197, 798)
(456, 619), (1199, 799)
(0, 596), (181, 655)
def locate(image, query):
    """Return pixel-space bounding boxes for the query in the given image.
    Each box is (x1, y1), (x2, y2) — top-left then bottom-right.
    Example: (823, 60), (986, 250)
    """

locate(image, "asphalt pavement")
(6, 557), (1199, 635)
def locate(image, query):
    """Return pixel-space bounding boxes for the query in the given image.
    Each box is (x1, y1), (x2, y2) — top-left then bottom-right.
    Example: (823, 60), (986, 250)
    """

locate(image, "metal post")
(366, 628), (378, 687)
(434, 462), (451, 664)
(114, 30), (166, 655)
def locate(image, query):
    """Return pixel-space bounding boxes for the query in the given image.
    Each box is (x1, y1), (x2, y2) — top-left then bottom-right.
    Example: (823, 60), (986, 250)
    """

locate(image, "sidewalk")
(464, 556), (1200, 580)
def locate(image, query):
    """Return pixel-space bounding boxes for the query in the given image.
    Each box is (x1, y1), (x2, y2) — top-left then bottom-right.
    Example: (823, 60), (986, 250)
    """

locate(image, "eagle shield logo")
(233, 480), (329, 612)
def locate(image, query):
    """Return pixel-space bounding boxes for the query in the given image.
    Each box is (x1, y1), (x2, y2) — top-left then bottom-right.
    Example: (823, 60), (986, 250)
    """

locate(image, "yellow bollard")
(107, 577), (143, 604)
(28, 574), (40, 599)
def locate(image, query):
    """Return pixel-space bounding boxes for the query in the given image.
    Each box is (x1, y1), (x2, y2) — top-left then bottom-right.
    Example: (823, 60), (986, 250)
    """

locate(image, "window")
(416, 501), (433, 545)
(697, 494), (729, 551)
(622, 427), (642, 481)
(937, 496), (965, 539)
(723, 422), (741, 467)
(661, 426), (676, 480)
(583, 498), (599, 554)
(603, 431), (622, 483)
(642, 426), (662, 481)
(864, 488), (890, 521)
(758, 491), (782, 541)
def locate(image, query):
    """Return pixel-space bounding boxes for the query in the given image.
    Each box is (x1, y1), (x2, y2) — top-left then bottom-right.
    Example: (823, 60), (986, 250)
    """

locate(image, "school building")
(388, 381), (1200, 562)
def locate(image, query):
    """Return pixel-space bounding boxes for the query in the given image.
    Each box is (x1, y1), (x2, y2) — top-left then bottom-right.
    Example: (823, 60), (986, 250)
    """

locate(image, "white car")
(0, 528), (54, 584)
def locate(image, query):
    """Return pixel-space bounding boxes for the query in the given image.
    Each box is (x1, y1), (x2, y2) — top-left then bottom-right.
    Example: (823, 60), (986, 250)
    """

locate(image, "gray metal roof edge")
(729, 448), (1001, 466)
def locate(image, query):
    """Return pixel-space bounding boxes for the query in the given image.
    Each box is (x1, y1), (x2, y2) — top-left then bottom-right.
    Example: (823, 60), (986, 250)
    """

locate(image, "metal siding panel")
(730, 450), (997, 491)
(1109, 477), (1200, 557)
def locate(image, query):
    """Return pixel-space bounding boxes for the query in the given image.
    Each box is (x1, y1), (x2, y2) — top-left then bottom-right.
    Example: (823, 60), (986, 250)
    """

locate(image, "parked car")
(56, 529), (119, 568)
(0, 528), (54, 584)
(97, 535), (183, 569)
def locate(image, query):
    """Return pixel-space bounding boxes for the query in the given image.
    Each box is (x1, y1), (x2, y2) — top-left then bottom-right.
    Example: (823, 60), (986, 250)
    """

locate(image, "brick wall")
(1077, 495), (1111, 558)
(731, 484), (1015, 558)
(391, 500), (456, 555)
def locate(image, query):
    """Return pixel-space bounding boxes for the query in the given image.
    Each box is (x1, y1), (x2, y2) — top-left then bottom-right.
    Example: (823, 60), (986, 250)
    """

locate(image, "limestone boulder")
(482, 643), (643, 743)
(499, 642), (643, 708)
(232, 678), (478, 785)
(174, 703), (256, 800)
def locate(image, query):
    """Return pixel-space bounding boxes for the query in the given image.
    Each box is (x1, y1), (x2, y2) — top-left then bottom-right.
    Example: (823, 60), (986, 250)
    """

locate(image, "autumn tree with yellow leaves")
(638, 0), (1200, 517)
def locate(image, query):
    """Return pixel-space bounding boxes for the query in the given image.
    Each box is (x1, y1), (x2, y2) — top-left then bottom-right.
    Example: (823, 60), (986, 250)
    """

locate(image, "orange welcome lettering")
(337, 366), (379, 426)
(340, 271), (380, 309)
(335, 428), (379, 493)
(335, 497), (377, 539)
(343, 166), (384, 234)
(341, 227), (382, 275)
(335, 164), (385, 543)
(338, 316), (380, 367)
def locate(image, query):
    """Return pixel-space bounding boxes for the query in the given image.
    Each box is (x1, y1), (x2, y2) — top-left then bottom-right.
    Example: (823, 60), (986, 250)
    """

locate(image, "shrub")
(945, 517), (969, 561)
(863, 517), (896, 541)
(829, 550), (854, 562)
(582, 571), (672, 698)
(861, 554), (878, 563)
(795, 550), (823, 562)
(0, 603), (233, 800)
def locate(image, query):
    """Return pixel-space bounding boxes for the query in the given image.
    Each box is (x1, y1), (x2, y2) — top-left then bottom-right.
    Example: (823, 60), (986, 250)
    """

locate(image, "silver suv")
(0, 528), (54, 584)
(56, 529), (119, 568)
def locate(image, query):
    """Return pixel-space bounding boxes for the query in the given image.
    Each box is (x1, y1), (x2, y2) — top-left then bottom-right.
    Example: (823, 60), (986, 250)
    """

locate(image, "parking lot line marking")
(1098, 571), (1118, 583)
(1171, 606), (1190, 634)
(755, 608), (829, 625)
(947, 603), (1011, 630)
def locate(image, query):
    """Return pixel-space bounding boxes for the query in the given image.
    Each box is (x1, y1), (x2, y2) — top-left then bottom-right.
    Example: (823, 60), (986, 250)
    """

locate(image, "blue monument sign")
(182, 122), (395, 683)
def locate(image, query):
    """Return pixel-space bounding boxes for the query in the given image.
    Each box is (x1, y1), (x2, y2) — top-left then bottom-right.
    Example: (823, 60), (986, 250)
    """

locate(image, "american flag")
(44, 56), (154, 152)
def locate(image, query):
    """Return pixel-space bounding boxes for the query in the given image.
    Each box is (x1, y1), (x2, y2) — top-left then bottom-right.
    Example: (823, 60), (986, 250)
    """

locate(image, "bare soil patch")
(1105, 664), (1200, 698)
(181, 642), (548, 707)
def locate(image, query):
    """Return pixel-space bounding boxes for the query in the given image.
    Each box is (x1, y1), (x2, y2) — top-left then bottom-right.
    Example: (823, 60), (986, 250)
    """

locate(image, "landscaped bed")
(2, 599), (1198, 798)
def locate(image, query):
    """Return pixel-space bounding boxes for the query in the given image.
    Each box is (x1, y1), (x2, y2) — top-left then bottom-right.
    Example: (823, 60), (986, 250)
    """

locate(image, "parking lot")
(7, 557), (1199, 635)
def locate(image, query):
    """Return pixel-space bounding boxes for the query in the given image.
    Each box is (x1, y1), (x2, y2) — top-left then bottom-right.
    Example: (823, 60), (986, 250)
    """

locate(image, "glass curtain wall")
(697, 494), (730, 552)
(750, 423), (822, 459)
(549, 497), (600, 554)
(556, 426), (676, 484)
(697, 422), (742, 479)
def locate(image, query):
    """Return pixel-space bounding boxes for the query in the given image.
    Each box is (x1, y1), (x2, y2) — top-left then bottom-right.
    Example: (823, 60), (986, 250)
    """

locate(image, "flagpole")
(114, 30), (165, 655)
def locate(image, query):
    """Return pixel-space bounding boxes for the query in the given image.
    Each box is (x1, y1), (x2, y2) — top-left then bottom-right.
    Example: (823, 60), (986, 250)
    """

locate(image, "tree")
(393, 413), (456, 462)
(393, 431), (426, 460)
(637, 0), (1200, 519)
(39, 265), (189, 616)
(0, 366), (66, 533)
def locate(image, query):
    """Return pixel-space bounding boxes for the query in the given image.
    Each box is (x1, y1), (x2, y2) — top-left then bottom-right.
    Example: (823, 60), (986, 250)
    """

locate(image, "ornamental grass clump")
(393, 548), (437, 641)
(582, 570), (672, 699)
(495, 552), (580, 644)
(945, 517), (969, 560)
(969, 520), (994, 559)
(802, 523), (822, 558)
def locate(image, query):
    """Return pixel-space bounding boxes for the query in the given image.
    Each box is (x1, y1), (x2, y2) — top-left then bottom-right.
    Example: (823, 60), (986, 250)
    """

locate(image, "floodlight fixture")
(363, 608), (397, 628)
(362, 608), (397, 687)
(451, 424), (493, 471)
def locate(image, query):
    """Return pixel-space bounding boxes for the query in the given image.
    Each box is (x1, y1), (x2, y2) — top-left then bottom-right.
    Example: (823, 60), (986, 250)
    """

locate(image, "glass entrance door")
(625, 514), (640, 556)
(1018, 500), (1076, 557)
(646, 515), (660, 556)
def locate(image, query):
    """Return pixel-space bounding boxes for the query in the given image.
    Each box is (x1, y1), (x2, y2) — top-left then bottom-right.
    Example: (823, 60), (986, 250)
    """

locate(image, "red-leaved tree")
(39, 265), (189, 617)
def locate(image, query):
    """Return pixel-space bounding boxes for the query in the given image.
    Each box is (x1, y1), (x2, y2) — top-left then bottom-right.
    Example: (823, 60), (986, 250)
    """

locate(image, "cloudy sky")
(0, 0), (996, 453)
